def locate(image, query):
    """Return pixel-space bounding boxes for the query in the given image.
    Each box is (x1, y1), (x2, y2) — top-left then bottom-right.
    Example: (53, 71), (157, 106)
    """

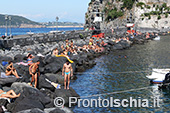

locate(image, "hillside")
(85, 0), (170, 29)
(0, 14), (83, 28)
(0, 14), (41, 27)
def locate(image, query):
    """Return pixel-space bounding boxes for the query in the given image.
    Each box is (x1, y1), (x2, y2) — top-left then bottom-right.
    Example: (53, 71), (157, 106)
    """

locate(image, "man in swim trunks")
(62, 60), (73, 89)
(29, 61), (40, 88)
(6, 61), (20, 78)
(0, 88), (20, 98)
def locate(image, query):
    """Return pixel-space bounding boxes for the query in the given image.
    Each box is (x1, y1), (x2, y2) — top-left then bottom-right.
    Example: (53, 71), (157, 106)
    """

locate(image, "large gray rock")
(8, 82), (51, 113)
(0, 77), (18, 86)
(45, 73), (64, 85)
(54, 87), (80, 106)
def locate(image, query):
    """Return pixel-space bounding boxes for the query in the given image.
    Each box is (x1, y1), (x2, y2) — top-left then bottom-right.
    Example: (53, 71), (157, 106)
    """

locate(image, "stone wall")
(0, 31), (91, 49)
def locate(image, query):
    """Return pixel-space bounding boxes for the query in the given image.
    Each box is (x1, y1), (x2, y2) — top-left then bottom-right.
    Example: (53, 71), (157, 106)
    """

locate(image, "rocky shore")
(0, 29), (168, 113)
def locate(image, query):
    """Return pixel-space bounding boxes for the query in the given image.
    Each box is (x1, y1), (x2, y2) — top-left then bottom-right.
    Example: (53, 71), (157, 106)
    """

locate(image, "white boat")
(146, 68), (170, 84)
(27, 31), (34, 35)
(154, 36), (160, 41)
(49, 30), (61, 33)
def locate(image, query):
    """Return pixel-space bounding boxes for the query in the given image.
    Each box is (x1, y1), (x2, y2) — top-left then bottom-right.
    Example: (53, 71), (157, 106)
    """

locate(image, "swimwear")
(27, 58), (33, 62)
(65, 71), (70, 75)
(32, 68), (39, 75)
(0, 92), (7, 96)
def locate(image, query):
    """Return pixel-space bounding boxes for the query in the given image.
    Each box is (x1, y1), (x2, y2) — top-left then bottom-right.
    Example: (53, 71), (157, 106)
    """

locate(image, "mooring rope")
(80, 86), (152, 98)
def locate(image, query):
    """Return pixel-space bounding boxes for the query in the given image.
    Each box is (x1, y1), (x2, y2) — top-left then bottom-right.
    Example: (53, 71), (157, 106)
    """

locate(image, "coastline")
(0, 26), (84, 29)
(0, 29), (169, 113)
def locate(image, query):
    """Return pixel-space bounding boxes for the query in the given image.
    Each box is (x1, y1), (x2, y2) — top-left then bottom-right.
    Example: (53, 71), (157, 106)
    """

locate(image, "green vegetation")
(148, 15), (151, 19)
(0, 14), (40, 26)
(121, 0), (135, 10)
(104, 7), (124, 21)
(140, 3), (170, 20)
(136, 2), (145, 8)
(104, 0), (135, 22)
(165, 13), (168, 18)
(158, 15), (161, 20)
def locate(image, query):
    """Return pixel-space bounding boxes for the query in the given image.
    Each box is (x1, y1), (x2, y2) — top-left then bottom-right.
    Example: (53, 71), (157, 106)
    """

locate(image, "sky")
(1, 0), (91, 23)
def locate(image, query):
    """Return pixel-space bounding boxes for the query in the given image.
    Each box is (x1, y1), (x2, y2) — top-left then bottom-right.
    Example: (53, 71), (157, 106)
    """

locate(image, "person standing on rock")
(62, 60), (73, 89)
(29, 61), (40, 88)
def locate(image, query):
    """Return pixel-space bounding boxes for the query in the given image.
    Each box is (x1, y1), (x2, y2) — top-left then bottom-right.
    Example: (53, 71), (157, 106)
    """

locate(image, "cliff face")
(85, 0), (170, 30)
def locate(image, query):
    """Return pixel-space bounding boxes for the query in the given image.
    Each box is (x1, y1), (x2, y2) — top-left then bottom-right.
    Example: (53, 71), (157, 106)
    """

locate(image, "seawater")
(0, 27), (83, 36)
(71, 36), (170, 112)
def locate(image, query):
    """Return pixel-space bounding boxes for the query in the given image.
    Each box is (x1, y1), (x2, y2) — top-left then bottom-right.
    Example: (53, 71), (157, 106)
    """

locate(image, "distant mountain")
(0, 14), (41, 27)
(0, 14), (83, 28)
(41, 22), (84, 27)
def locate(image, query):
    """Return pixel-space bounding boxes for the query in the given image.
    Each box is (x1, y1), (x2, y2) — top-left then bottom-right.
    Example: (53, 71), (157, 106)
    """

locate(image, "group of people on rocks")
(52, 37), (107, 58)
(0, 30), (157, 99)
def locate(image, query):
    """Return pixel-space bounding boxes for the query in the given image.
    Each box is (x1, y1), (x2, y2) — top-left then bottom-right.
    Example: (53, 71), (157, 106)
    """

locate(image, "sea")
(1, 27), (170, 112)
(0, 27), (83, 37)
(70, 35), (170, 112)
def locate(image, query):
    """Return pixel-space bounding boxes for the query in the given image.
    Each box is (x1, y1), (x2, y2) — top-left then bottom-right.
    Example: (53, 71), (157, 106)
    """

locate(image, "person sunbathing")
(29, 61), (40, 88)
(6, 61), (20, 78)
(89, 37), (93, 45)
(0, 89), (20, 98)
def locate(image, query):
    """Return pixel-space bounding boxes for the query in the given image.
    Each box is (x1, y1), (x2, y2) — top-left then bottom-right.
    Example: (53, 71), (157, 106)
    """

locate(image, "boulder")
(8, 82), (51, 113)
(17, 108), (44, 113)
(38, 75), (55, 91)
(0, 99), (9, 106)
(0, 56), (13, 63)
(53, 87), (80, 106)
(44, 63), (61, 74)
(13, 54), (27, 63)
(113, 43), (123, 50)
(0, 77), (18, 86)
(45, 73), (64, 85)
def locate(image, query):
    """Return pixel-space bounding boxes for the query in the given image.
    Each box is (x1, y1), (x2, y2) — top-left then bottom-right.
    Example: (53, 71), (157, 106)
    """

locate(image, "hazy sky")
(1, 0), (91, 23)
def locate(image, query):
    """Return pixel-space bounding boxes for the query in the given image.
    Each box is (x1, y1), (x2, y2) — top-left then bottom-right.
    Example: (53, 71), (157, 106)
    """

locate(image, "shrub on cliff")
(157, 15), (161, 20)
(165, 13), (168, 18)
(136, 2), (145, 8)
(122, 0), (135, 10)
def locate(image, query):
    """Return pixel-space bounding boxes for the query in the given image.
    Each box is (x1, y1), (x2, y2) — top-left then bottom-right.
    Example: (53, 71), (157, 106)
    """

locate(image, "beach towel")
(45, 78), (61, 89)
(16, 62), (29, 66)
(56, 55), (74, 63)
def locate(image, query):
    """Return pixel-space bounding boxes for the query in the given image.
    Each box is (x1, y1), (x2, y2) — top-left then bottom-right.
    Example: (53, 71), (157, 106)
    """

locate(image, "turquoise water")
(0, 27), (83, 36)
(71, 36), (170, 112)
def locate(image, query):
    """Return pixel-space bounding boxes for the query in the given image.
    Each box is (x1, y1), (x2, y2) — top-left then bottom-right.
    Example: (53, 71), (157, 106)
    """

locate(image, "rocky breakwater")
(0, 30), (158, 113)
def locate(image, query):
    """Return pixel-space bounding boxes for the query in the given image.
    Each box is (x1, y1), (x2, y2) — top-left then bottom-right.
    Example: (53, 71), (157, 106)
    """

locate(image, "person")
(52, 48), (59, 56)
(5, 61), (20, 78)
(27, 53), (34, 65)
(29, 61), (40, 88)
(89, 37), (93, 46)
(0, 89), (20, 98)
(62, 60), (73, 89)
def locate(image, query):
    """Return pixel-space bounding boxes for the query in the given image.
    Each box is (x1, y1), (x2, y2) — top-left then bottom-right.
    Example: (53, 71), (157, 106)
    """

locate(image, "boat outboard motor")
(163, 72), (170, 85)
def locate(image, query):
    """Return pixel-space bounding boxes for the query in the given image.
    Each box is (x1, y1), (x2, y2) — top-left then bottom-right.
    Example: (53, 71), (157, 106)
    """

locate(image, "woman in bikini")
(0, 89), (20, 98)
(27, 53), (35, 65)
(6, 61), (20, 78)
